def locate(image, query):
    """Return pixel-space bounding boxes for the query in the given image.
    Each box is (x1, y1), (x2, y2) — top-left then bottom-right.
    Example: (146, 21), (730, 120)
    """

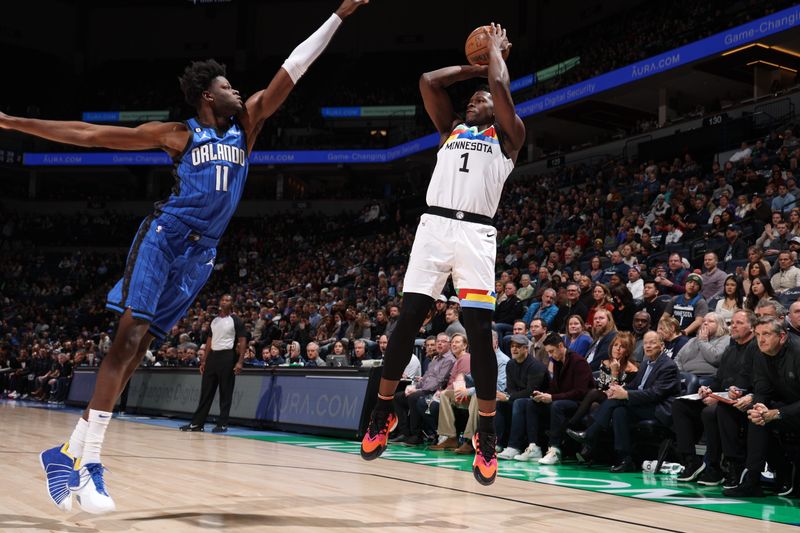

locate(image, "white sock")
(82, 409), (112, 465)
(67, 418), (88, 459)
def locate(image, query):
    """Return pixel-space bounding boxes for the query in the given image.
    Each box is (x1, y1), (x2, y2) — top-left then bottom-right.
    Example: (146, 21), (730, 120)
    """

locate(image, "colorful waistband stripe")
(458, 288), (497, 310)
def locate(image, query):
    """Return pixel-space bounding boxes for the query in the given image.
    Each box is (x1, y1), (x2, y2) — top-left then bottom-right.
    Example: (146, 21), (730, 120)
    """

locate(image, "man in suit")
(568, 331), (681, 472)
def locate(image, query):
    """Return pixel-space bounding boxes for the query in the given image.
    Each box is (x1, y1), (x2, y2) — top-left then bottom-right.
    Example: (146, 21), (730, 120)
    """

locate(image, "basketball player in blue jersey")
(360, 24), (525, 486)
(0, 0), (368, 514)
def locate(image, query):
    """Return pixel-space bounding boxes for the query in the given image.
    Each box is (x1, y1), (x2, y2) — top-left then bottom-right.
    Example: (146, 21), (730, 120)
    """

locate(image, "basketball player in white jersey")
(360, 23), (525, 485)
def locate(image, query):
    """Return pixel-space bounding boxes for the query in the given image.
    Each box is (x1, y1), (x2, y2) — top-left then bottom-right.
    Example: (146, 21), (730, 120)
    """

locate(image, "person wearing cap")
(750, 193), (772, 225)
(721, 224), (746, 263)
(701, 252), (728, 301)
(626, 265), (644, 302)
(427, 295), (449, 337)
(494, 334), (549, 458)
(662, 273), (708, 337)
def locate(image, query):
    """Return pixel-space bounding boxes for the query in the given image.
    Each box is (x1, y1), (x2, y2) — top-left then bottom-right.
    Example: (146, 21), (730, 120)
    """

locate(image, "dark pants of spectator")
(715, 402), (752, 463)
(742, 410), (800, 475)
(567, 388), (606, 428)
(393, 389), (428, 437)
(51, 377), (72, 402)
(190, 349), (237, 427)
(548, 400), (579, 448)
(8, 373), (31, 395)
(495, 399), (517, 447)
(672, 399), (720, 464)
(586, 398), (658, 458)
(506, 398), (549, 450)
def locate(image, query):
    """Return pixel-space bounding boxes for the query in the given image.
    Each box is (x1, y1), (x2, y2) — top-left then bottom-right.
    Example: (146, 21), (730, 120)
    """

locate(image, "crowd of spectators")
(6, 0), (797, 157)
(3, 120), (800, 495)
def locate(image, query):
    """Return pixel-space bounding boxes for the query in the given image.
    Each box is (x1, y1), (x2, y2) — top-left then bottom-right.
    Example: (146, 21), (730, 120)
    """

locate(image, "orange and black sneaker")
(360, 410), (398, 461)
(472, 431), (498, 486)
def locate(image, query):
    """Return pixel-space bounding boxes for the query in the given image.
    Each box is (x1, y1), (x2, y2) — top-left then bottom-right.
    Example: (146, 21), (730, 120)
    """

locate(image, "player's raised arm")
(0, 111), (189, 157)
(240, 0), (368, 151)
(419, 64), (488, 144)
(485, 23), (525, 156)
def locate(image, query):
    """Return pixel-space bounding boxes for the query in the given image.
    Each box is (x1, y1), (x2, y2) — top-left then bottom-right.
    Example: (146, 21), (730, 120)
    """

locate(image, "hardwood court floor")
(0, 402), (797, 533)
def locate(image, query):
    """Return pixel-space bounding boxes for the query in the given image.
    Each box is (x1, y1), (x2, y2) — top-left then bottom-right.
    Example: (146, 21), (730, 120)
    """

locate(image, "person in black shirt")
(181, 294), (246, 433)
(637, 280), (666, 324)
(673, 309), (757, 485)
(723, 318), (800, 497)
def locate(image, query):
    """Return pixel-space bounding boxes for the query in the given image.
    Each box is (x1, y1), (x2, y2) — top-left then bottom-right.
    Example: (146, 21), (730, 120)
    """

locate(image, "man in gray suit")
(568, 331), (681, 472)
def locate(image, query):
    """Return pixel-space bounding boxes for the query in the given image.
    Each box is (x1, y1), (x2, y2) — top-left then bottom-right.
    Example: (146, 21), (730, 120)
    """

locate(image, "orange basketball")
(465, 25), (509, 65)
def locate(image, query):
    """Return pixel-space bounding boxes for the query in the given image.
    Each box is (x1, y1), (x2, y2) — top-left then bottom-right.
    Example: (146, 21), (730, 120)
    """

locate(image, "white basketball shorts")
(403, 214), (497, 310)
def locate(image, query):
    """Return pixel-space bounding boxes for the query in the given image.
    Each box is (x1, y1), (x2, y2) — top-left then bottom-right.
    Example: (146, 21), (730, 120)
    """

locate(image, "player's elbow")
(419, 72), (439, 90)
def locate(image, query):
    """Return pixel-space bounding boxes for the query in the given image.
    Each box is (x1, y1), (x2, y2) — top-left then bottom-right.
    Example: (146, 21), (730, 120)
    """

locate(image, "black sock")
(477, 413), (495, 435)
(374, 396), (393, 414)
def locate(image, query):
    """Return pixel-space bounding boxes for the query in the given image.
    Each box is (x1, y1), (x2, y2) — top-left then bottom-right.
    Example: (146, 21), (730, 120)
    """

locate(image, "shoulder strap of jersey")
(494, 122), (511, 160)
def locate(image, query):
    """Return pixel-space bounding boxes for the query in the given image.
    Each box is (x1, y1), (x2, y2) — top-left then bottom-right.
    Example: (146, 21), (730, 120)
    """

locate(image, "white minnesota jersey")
(425, 123), (515, 218)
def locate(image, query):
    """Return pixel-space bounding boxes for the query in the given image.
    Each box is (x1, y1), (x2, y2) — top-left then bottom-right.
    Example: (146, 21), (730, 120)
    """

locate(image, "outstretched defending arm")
(0, 112), (189, 157)
(419, 65), (488, 144)
(485, 23), (525, 159)
(241, 0), (368, 152)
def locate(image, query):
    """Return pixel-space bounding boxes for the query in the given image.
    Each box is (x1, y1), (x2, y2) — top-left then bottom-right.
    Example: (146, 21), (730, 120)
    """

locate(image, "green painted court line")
(238, 433), (800, 526)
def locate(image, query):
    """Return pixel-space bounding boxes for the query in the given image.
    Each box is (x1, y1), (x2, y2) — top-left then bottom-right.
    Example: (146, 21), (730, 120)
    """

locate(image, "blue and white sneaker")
(39, 443), (75, 512)
(70, 462), (116, 514)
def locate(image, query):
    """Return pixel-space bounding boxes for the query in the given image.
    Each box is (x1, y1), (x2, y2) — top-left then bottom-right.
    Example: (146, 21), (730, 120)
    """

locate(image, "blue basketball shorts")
(106, 214), (216, 340)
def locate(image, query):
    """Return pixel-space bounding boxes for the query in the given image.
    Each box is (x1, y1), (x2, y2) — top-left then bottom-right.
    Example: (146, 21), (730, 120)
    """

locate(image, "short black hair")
(179, 59), (227, 107)
(542, 332), (563, 348)
(475, 83), (491, 95)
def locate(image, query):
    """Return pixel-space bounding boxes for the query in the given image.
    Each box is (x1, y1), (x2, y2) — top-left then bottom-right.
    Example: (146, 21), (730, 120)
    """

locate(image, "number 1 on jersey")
(215, 165), (229, 192)
(459, 153), (470, 173)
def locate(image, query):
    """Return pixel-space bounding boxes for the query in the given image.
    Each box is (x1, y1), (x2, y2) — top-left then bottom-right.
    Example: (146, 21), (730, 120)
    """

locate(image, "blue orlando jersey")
(157, 117), (249, 240)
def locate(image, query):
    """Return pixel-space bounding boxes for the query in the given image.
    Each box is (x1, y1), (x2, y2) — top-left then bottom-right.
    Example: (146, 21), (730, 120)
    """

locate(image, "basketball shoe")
(39, 443), (76, 512)
(70, 462), (116, 514)
(472, 432), (498, 486)
(360, 410), (398, 461)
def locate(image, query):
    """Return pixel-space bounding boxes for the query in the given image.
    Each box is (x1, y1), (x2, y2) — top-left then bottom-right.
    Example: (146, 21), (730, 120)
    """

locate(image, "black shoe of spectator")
(723, 461), (745, 490)
(402, 435), (422, 446)
(775, 463), (797, 497)
(389, 434), (408, 443)
(576, 444), (593, 464)
(723, 471), (763, 497)
(566, 429), (586, 444)
(610, 456), (636, 473)
(676, 455), (705, 482)
(697, 465), (724, 486)
(212, 425), (228, 433)
(180, 423), (204, 432)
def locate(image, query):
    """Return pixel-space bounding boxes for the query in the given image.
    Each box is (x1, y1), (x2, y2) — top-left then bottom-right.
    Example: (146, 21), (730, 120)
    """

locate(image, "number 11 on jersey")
(215, 165), (229, 192)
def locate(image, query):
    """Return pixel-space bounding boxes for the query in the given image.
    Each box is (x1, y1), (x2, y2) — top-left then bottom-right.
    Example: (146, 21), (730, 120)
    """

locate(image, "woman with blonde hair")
(657, 316), (689, 360)
(675, 312), (730, 377)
